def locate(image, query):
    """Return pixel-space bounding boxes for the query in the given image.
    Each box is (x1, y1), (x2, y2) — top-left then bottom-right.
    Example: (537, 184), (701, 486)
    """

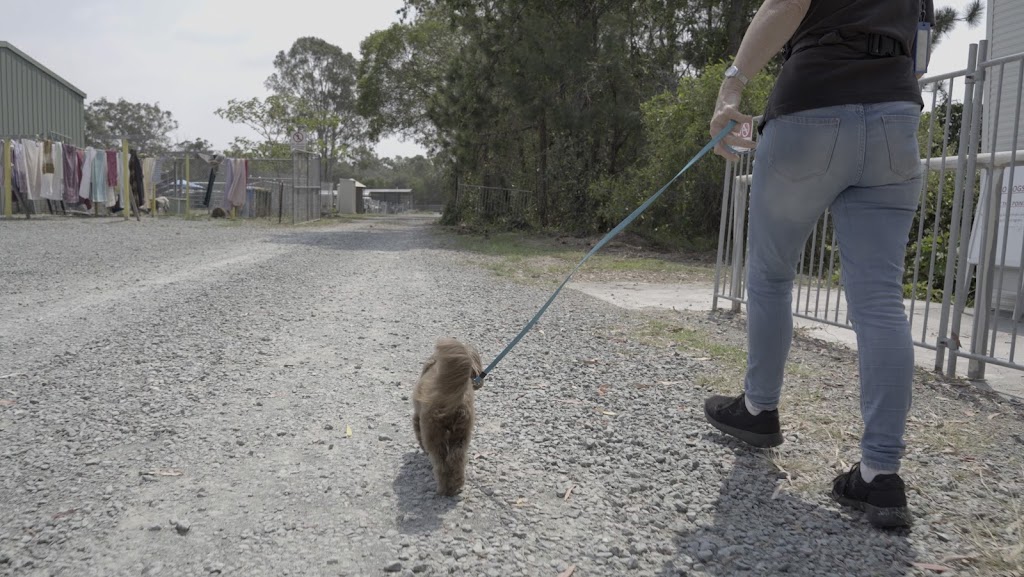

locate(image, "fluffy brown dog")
(412, 338), (482, 496)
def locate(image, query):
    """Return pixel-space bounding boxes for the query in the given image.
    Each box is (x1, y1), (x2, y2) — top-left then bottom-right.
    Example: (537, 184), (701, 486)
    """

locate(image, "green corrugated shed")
(0, 41), (86, 146)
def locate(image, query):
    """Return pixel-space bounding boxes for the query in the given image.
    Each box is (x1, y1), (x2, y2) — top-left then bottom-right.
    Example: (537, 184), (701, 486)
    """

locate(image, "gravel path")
(1, 215), (1022, 577)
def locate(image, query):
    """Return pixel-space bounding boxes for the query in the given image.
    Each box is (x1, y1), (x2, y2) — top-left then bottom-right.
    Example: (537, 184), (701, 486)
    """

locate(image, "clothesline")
(2, 137), (251, 218)
(0, 137), (158, 216)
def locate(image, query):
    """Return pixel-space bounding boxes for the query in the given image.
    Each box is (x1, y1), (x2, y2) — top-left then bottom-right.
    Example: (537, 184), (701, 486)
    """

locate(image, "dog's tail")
(429, 338), (478, 397)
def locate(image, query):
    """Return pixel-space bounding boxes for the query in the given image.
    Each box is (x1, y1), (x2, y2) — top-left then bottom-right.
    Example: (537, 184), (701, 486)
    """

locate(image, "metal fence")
(713, 40), (1024, 382)
(148, 149), (322, 224)
(455, 183), (533, 223)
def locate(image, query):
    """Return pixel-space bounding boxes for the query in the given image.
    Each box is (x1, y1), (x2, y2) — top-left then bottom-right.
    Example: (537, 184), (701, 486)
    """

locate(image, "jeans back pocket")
(767, 115), (841, 182)
(882, 114), (922, 180)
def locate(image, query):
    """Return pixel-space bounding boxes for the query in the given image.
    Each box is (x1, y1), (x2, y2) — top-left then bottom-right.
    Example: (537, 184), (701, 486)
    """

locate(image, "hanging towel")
(219, 158), (234, 211)
(92, 149), (108, 205)
(78, 148), (94, 200)
(42, 140), (54, 174)
(63, 144), (80, 205)
(21, 140), (42, 201)
(106, 150), (118, 187)
(142, 157), (157, 206)
(41, 141), (62, 201)
(223, 158), (248, 208)
(10, 142), (19, 198)
(47, 142), (64, 202)
(129, 149), (144, 208)
(75, 148), (86, 203)
(14, 141), (29, 201)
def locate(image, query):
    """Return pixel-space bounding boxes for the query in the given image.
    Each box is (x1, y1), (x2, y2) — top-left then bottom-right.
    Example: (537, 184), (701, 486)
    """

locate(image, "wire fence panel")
(713, 41), (1024, 382)
(455, 183), (533, 224)
(140, 152), (322, 224)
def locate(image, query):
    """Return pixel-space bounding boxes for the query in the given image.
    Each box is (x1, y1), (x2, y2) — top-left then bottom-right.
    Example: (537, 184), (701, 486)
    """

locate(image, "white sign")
(968, 165), (1024, 268)
(290, 131), (307, 151)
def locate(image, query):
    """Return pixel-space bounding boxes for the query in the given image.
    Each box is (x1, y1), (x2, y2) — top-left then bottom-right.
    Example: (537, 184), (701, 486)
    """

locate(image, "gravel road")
(1, 215), (1022, 577)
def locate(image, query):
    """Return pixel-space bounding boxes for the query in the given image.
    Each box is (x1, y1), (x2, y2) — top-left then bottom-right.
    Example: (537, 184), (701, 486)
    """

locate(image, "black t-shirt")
(761, 0), (929, 131)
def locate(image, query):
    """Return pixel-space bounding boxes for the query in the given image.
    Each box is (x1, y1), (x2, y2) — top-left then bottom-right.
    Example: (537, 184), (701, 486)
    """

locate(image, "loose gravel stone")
(0, 215), (1022, 577)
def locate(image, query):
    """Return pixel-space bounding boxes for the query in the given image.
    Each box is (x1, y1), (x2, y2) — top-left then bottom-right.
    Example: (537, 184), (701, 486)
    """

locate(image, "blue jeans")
(744, 102), (922, 472)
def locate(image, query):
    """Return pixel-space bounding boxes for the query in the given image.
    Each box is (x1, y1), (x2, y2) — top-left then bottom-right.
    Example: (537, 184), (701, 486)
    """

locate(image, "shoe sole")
(703, 406), (784, 448)
(831, 491), (912, 529)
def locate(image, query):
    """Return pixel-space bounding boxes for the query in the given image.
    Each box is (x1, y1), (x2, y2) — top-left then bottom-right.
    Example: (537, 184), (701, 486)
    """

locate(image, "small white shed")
(337, 178), (366, 214)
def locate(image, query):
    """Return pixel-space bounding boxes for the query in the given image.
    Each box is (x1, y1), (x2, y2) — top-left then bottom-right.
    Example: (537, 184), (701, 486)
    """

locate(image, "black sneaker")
(703, 393), (784, 448)
(831, 462), (912, 529)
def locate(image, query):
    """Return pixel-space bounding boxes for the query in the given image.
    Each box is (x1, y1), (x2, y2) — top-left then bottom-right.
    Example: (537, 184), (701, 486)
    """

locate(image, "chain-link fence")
(148, 150), (322, 224)
(454, 183), (533, 223)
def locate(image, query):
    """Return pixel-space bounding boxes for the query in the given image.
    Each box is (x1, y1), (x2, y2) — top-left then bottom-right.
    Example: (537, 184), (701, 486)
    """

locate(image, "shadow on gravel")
(659, 441), (918, 577)
(260, 218), (436, 254)
(393, 451), (459, 535)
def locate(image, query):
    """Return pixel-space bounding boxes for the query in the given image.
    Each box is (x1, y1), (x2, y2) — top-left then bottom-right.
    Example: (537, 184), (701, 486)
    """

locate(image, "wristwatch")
(724, 65), (749, 86)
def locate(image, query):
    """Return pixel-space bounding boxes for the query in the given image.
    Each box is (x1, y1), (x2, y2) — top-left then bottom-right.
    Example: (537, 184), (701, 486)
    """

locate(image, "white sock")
(859, 462), (896, 483)
(744, 396), (763, 416)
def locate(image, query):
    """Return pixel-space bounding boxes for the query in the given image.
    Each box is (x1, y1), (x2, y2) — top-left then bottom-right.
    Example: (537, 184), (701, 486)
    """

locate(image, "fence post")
(947, 42), (989, 377)
(969, 43), (1009, 380)
(729, 172), (748, 313)
(122, 139), (130, 222)
(934, 43), (980, 375)
(185, 155), (191, 219)
(713, 159), (734, 312)
(3, 140), (11, 218)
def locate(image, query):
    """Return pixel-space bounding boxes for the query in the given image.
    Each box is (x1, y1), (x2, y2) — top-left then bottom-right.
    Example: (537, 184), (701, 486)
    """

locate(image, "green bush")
(589, 61), (776, 246)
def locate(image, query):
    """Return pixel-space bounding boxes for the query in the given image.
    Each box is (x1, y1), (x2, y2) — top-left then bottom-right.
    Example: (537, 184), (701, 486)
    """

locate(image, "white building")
(984, 0), (1024, 154)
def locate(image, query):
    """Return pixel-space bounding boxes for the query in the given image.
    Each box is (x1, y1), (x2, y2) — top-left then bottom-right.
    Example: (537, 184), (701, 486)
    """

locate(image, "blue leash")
(472, 120), (738, 388)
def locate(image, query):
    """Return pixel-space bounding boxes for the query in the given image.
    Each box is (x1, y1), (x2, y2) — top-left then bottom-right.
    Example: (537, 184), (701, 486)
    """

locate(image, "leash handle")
(474, 120), (739, 387)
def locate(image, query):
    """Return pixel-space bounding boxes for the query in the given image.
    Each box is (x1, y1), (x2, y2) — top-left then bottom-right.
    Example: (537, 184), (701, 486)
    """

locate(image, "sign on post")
(969, 166), (1024, 268)
(290, 131), (307, 152)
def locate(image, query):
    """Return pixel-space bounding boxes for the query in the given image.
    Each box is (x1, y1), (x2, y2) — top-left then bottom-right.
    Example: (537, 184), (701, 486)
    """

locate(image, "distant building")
(365, 188), (413, 205)
(0, 42), (86, 146)
(985, 0), (1024, 154)
(337, 178), (367, 214)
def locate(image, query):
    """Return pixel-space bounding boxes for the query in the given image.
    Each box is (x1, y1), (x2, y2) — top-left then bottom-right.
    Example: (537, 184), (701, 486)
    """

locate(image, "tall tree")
(265, 37), (366, 181)
(222, 137), (292, 159)
(174, 138), (215, 155)
(677, 0), (763, 73)
(214, 95), (293, 152)
(932, 0), (984, 48)
(85, 98), (178, 155)
(374, 0), (704, 228)
(357, 10), (457, 149)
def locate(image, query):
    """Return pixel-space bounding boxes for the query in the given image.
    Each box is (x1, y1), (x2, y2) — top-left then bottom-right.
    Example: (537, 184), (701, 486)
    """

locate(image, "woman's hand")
(710, 79), (756, 161)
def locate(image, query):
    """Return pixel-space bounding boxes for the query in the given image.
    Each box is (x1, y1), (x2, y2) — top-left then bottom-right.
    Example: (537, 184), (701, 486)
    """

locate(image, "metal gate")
(714, 40), (1024, 382)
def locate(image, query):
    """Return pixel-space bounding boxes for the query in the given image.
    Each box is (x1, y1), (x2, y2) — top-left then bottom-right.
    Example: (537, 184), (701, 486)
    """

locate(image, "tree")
(214, 96), (293, 151)
(678, 0), (767, 74)
(357, 11), (458, 149)
(174, 138), (215, 155)
(222, 137), (291, 159)
(591, 61), (776, 244)
(85, 98), (178, 155)
(932, 0), (984, 48)
(265, 37), (367, 181)
(385, 0), (713, 229)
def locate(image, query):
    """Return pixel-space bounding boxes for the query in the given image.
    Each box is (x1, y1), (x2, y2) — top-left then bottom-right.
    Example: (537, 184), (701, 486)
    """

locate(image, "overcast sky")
(4, 0), (989, 158)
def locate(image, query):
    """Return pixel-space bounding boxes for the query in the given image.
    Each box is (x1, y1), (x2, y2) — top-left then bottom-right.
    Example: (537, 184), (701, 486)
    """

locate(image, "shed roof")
(0, 41), (87, 99)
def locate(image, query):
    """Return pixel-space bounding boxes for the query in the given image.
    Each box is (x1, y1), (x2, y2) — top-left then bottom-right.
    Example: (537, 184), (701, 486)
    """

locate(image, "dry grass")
(435, 227), (715, 286)
(630, 309), (1024, 576)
